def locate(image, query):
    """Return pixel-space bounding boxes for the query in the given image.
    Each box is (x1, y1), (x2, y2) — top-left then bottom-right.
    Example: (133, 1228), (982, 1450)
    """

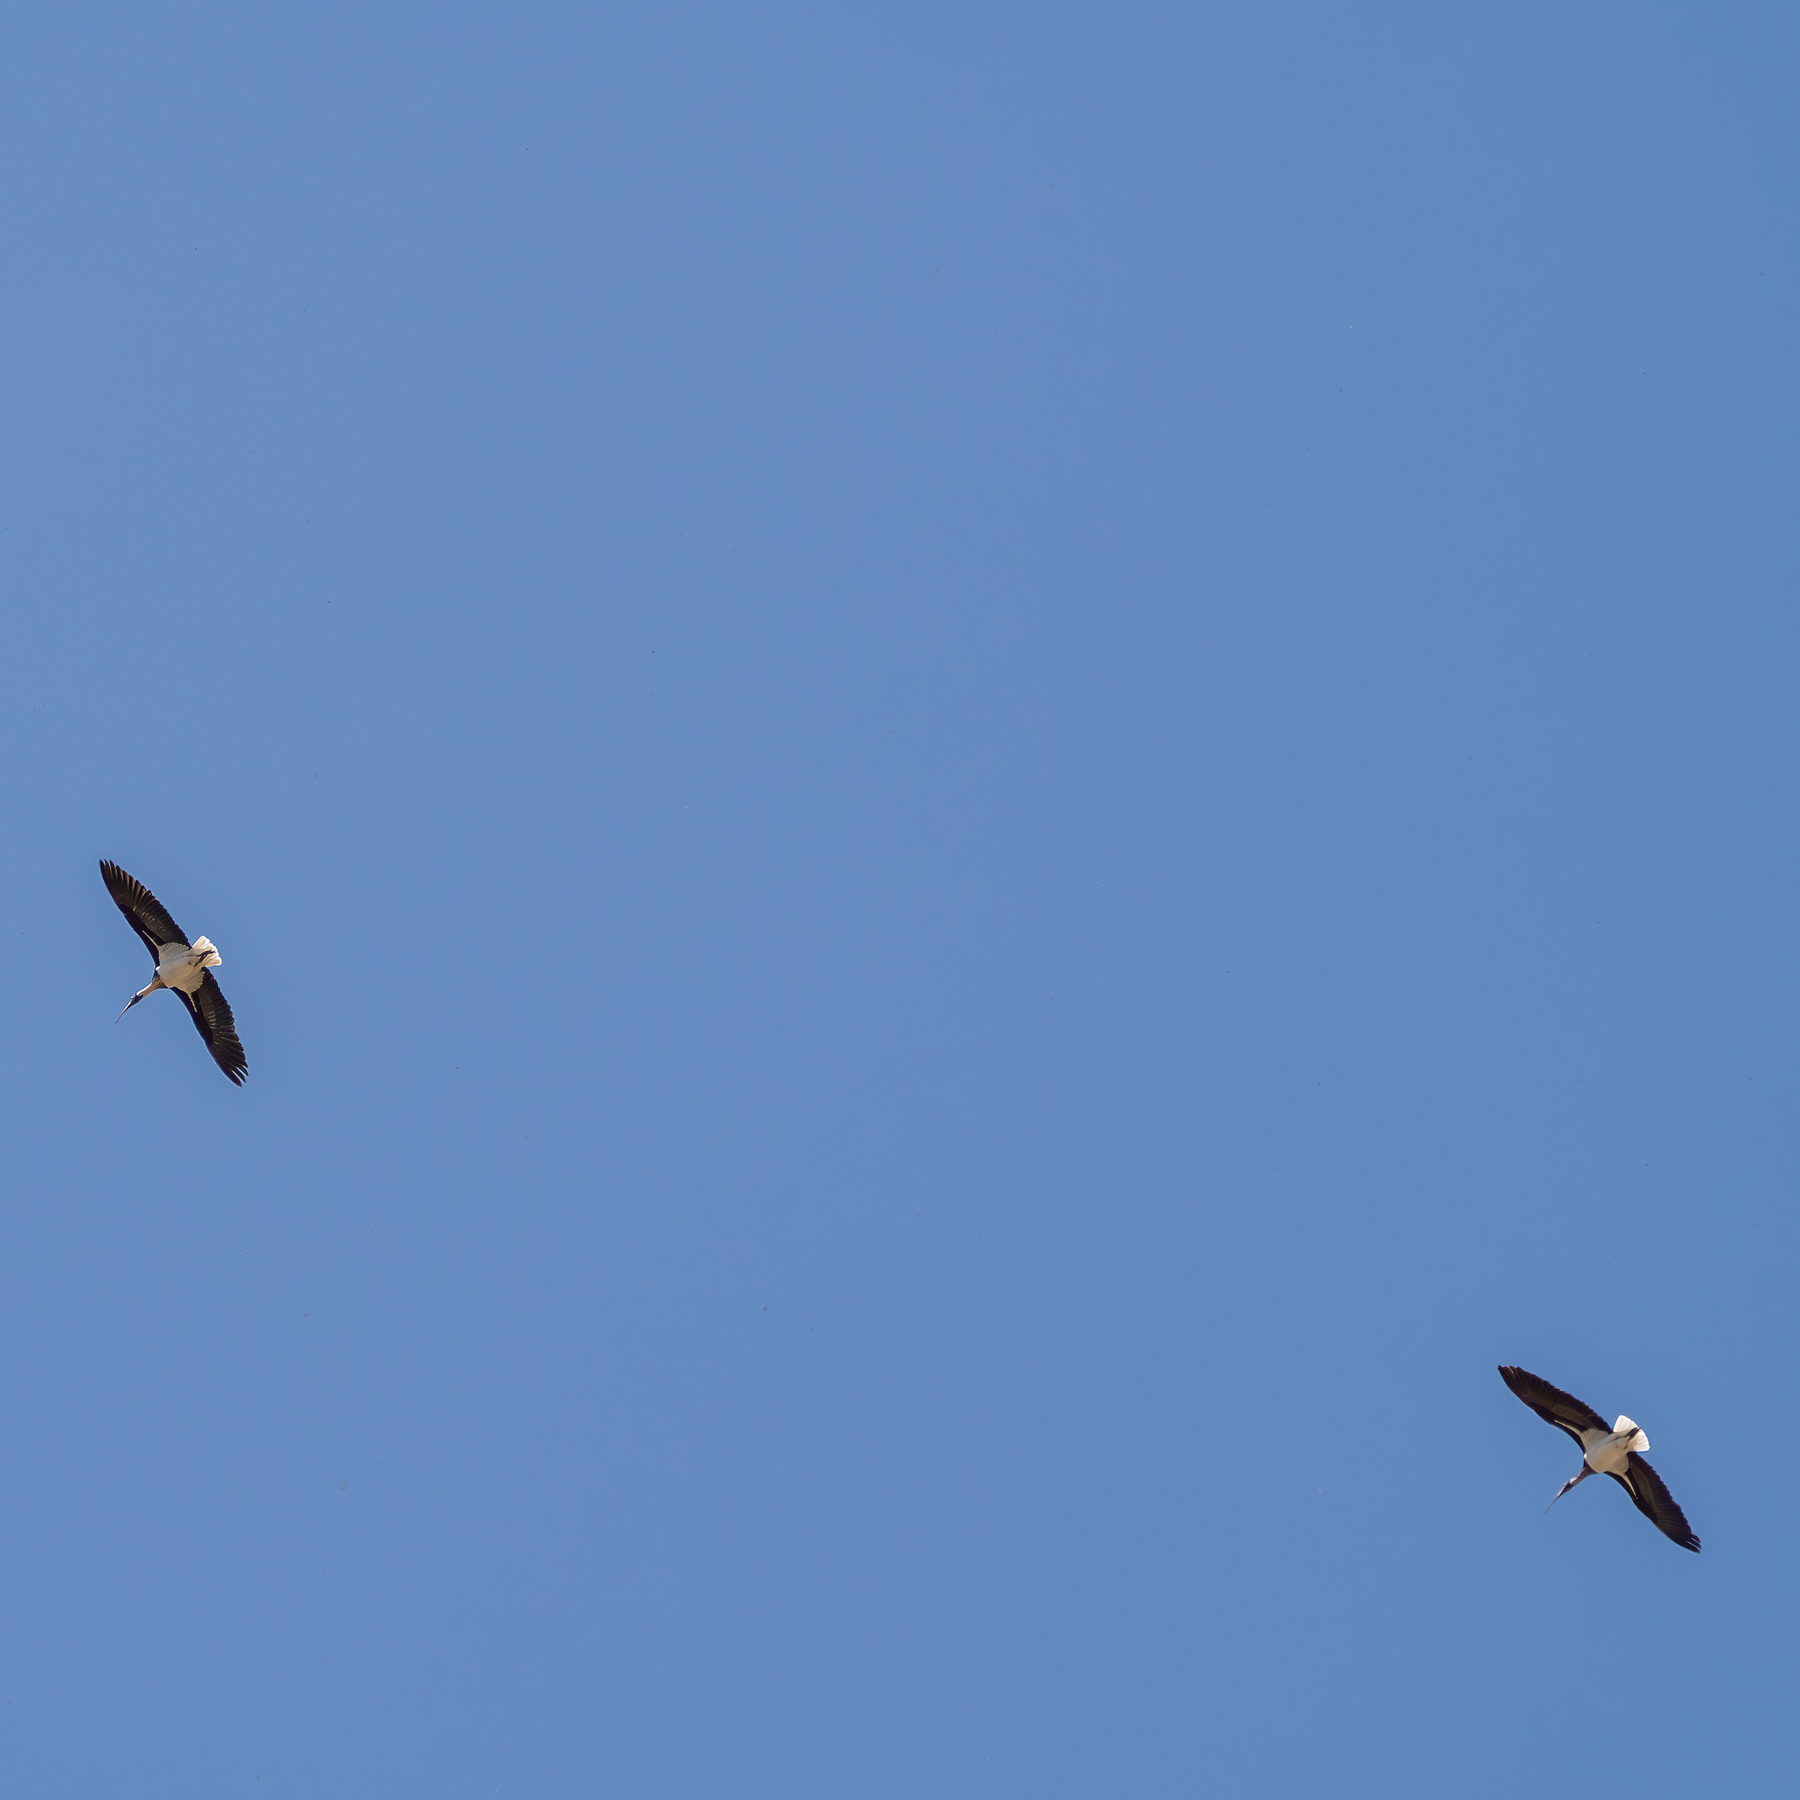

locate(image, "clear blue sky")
(2, 5), (1796, 1794)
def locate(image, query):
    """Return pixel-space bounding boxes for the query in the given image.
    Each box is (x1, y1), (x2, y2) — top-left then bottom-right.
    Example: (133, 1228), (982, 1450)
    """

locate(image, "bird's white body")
(1580, 1416), (1649, 1475)
(154, 936), (221, 995)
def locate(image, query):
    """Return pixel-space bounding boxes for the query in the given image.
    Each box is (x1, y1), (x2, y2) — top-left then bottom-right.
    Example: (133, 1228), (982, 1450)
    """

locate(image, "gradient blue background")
(1, 4), (1795, 1793)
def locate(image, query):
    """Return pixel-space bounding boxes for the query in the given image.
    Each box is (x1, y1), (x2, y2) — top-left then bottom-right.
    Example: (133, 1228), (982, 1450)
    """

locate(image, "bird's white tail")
(190, 936), (223, 969)
(1614, 1415), (1649, 1452)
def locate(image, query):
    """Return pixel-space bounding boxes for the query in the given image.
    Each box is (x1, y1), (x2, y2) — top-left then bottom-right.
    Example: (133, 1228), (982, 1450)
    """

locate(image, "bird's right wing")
(100, 861), (189, 960)
(1498, 1365), (1611, 1451)
(175, 971), (247, 1086)
(1608, 1453), (1701, 1552)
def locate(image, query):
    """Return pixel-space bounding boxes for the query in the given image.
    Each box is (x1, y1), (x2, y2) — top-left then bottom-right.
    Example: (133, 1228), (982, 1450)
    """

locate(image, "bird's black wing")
(100, 860), (188, 961)
(176, 971), (247, 1086)
(1499, 1365), (1611, 1451)
(1607, 1453), (1701, 1552)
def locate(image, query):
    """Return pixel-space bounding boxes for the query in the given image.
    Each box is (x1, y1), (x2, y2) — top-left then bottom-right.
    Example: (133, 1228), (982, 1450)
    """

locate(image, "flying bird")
(101, 860), (247, 1085)
(1499, 1365), (1698, 1551)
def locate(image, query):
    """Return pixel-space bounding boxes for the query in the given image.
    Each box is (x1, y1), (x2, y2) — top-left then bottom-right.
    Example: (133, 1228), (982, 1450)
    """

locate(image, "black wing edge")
(99, 860), (188, 961)
(1498, 1365), (1611, 1450)
(176, 972), (247, 1086)
(1608, 1454), (1701, 1553)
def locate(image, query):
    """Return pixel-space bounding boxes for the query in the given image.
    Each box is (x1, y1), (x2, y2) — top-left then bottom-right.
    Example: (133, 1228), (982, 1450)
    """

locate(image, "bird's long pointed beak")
(115, 993), (142, 1022)
(1546, 1468), (1590, 1512)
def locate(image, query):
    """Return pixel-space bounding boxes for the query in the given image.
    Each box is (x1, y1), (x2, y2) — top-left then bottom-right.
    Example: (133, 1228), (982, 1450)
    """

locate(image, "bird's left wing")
(1607, 1453), (1700, 1552)
(100, 860), (189, 961)
(1498, 1365), (1611, 1451)
(176, 971), (247, 1086)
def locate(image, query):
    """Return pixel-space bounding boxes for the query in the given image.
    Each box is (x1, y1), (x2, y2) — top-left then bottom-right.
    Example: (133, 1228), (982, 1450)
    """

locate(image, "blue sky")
(2, 4), (1797, 1793)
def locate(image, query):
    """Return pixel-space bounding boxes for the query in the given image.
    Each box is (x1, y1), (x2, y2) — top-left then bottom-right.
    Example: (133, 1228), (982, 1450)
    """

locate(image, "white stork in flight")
(1499, 1365), (1698, 1551)
(101, 860), (247, 1086)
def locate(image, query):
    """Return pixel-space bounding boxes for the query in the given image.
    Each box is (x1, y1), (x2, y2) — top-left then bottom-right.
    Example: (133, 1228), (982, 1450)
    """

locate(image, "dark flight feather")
(1499, 1365), (1610, 1450)
(175, 972), (247, 1086)
(1607, 1454), (1701, 1553)
(100, 860), (188, 961)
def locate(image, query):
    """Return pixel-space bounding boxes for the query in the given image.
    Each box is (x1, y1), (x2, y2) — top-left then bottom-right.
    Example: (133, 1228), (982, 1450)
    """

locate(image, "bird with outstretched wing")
(101, 861), (247, 1086)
